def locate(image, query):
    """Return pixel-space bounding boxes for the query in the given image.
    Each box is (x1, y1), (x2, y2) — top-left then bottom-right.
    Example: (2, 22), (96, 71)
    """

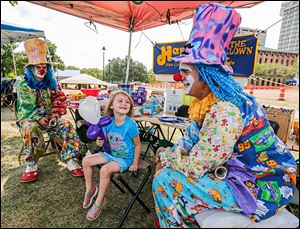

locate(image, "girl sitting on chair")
(81, 90), (142, 221)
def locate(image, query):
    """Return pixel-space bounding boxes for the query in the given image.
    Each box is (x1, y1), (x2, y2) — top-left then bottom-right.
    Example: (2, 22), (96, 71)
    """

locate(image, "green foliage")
(254, 63), (297, 79)
(292, 60), (299, 79)
(1, 40), (65, 77)
(9, 1), (18, 6)
(65, 66), (80, 70)
(81, 68), (102, 79)
(1, 43), (17, 77)
(104, 57), (147, 83)
(46, 40), (65, 70)
(145, 70), (157, 83)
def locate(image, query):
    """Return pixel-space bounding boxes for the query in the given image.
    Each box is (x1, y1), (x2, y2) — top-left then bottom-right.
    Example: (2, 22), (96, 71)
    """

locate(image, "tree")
(104, 57), (147, 83)
(65, 66), (80, 70)
(9, 1), (18, 6)
(254, 63), (298, 79)
(46, 40), (65, 70)
(81, 68), (102, 79)
(1, 43), (17, 77)
(145, 70), (157, 83)
(1, 39), (65, 78)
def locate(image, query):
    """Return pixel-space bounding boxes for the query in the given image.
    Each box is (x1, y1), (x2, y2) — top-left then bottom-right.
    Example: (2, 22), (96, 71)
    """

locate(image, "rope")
(176, 21), (185, 40)
(255, 4), (299, 38)
(141, 31), (155, 46)
(131, 32), (143, 54)
(248, 75), (298, 89)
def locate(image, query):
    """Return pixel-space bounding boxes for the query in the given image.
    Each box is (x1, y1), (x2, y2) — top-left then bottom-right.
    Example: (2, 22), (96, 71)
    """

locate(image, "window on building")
(259, 58), (262, 64)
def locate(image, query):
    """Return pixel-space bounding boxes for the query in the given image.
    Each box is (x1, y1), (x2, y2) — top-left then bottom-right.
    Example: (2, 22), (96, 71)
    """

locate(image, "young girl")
(81, 90), (141, 221)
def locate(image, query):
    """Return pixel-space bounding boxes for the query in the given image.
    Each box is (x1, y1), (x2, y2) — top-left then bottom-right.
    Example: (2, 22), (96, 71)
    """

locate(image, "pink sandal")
(83, 186), (98, 209)
(86, 198), (107, 221)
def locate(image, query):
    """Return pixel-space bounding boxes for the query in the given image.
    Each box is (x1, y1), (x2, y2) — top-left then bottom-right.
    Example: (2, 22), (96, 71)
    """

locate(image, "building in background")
(236, 27), (267, 47)
(257, 47), (298, 66)
(278, 1), (299, 53)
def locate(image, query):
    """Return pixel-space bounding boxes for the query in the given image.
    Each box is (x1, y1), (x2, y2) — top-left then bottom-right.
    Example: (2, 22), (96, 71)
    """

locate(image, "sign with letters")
(153, 34), (258, 81)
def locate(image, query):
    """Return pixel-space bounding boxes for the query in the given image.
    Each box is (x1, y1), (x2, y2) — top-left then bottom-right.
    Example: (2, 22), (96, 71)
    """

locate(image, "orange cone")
(249, 87), (254, 95)
(278, 88), (285, 101)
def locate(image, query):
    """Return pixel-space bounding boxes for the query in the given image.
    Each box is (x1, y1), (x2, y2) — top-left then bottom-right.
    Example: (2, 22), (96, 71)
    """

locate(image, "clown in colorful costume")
(16, 38), (84, 182)
(152, 3), (297, 228)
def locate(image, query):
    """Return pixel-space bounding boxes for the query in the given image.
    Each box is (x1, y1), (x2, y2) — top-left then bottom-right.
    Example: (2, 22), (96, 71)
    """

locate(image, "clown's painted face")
(33, 64), (47, 80)
(179, 63), (194, 94)
(179, 63), (211, 99)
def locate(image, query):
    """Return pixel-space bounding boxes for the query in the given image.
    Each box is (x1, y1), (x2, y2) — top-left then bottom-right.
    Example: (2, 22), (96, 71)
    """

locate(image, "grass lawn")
(1, 107), (156, 228)
(1, 86), (299, 228)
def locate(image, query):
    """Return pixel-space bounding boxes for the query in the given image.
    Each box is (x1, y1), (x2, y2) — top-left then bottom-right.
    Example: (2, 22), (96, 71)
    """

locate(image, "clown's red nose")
(39, 69), (46, 75)
(173, 73), (183, 82)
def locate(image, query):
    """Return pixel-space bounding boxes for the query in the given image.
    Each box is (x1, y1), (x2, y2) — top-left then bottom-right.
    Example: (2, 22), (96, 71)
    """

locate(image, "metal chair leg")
(116, 165), (152, 228)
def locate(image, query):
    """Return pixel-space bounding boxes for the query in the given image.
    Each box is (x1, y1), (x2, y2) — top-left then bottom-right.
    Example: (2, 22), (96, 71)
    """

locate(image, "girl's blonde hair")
(104, 90), (134, 117)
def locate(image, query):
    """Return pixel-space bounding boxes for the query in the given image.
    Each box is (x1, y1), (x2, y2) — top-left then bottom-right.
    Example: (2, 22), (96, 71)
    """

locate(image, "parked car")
(284, 79), (298, 86)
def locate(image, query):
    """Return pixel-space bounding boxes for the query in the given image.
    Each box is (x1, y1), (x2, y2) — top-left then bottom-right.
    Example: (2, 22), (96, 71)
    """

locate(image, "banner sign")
(153, 34), (258, 79)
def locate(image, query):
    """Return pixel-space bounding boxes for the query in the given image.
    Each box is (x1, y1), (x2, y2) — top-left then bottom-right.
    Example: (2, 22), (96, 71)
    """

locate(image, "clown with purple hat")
(16, 38), (84, 182)
(152, 3), (296, 227)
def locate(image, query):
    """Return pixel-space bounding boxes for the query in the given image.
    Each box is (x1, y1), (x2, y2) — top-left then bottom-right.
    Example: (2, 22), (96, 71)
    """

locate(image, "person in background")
(153, 3), (297, 228)
(16, 38), (84, 182)
(82, 90), (141, 221)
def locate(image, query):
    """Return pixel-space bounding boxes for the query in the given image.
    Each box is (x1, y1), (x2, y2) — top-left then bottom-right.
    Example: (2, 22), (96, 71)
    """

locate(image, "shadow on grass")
(1, 153), (156, 228)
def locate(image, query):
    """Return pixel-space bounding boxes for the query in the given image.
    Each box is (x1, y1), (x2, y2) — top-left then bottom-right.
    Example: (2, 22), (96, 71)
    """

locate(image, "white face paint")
(179, 63), (194, 94)
(33, 65), (47, 79)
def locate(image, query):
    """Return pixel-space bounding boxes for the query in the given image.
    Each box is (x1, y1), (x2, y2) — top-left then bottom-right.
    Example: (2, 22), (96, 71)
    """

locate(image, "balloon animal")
(78, 96), (112, 153)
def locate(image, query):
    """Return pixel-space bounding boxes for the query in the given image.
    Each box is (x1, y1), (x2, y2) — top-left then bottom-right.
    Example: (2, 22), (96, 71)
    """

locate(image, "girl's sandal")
(86, 198), (107, 221)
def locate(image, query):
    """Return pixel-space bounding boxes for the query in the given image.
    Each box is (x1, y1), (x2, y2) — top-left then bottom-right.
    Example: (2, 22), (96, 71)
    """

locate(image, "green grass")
(1, 93), (299, 228)
(1, 107), (157, 228)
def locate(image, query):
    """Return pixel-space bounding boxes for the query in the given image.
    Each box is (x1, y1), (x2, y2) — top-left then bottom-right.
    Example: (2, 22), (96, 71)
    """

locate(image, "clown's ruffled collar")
(188, 92), (219, 123)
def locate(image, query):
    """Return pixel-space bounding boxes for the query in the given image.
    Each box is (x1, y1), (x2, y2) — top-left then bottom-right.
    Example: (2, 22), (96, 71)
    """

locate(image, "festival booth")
(24, 2), (300, 228)
(59, 73), (109, 89)
(27, 1), (263, 84)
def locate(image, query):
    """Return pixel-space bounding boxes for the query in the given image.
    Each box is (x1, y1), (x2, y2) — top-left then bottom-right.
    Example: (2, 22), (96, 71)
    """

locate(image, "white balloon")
(78, 96), (101, 125)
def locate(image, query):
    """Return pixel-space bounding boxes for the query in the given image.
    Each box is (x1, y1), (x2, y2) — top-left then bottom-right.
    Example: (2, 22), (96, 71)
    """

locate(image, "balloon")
(86, 116), (112, 153)
(78, 96), (101, 125)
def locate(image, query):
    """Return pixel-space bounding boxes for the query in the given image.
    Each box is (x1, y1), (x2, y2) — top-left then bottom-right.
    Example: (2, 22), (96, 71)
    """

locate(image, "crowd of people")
(13, 2), (297, 227)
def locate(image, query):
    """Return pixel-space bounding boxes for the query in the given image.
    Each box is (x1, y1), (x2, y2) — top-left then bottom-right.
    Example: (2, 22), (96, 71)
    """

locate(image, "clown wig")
(194, 63), (255, 107)
(24, 64), (58, 91)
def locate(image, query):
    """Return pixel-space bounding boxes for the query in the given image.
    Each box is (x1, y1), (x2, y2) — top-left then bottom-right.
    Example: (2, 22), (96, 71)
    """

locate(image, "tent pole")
(125, 17), (134, 84)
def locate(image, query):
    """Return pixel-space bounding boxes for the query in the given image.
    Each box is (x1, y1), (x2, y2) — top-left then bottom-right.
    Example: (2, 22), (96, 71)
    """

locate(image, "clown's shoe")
(20, 161), (38, 182)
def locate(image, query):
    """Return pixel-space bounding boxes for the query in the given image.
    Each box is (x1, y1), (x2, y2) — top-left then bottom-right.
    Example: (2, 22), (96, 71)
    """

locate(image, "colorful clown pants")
(20, 117), (81, 165)
(152, 168), (242, 228)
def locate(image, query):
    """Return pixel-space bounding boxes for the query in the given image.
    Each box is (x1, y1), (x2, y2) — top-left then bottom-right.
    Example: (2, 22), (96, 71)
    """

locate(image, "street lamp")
(102, 46), (106, 80)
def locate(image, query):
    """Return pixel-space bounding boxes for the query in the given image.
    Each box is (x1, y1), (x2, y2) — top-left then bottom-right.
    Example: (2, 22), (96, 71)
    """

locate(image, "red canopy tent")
(27, 1), (264, 83)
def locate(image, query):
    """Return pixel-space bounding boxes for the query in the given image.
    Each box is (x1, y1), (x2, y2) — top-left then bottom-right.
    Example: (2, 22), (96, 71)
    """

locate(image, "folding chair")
(70, 109), (152, 227)
(99, 159), (152, 228)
